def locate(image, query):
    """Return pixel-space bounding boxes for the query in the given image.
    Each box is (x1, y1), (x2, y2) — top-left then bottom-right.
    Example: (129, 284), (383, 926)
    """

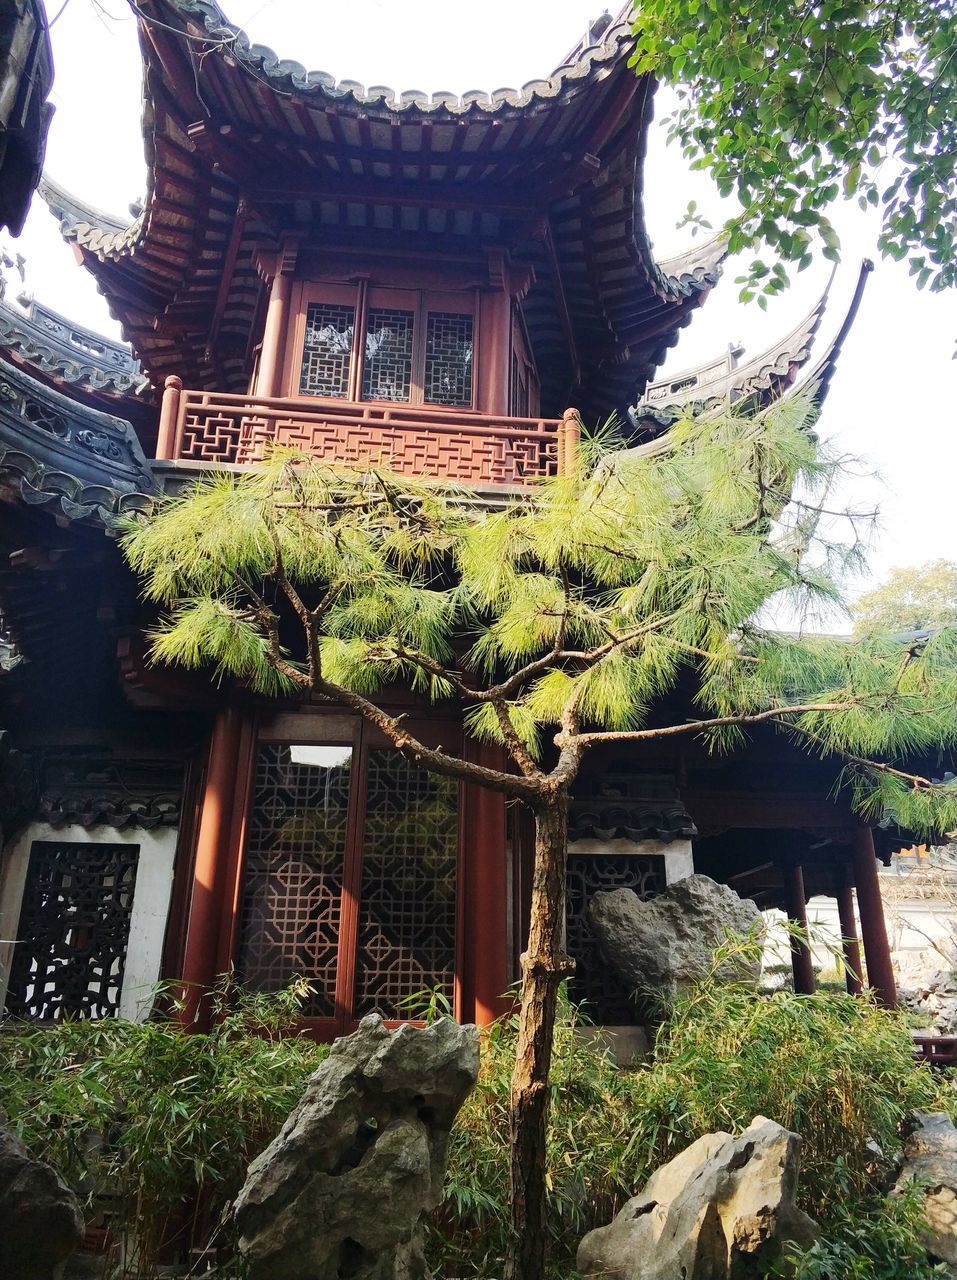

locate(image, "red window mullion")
(334, 721), (369, 1032)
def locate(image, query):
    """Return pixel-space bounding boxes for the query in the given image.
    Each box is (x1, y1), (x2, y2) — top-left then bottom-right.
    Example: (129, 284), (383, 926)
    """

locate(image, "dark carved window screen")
(353, 752), (458, 1018)
(565, 854), (667, 1024)
(235, 744), (353, 1018)
(424, 312), (473, 407)
(5, 840), (139, 1021)
(299, 302), (356, 398)
(362, 309), (415, 403)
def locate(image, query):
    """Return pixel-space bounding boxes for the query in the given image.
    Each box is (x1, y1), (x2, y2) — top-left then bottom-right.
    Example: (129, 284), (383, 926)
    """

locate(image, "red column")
(836, 879), (864, 995)
(178, 707), (245, 1027)
(255, 270), (293, 397)
(852, 826), (897, 1007)
(784, 861), (816, 994)
(460, 740), (510, 1026)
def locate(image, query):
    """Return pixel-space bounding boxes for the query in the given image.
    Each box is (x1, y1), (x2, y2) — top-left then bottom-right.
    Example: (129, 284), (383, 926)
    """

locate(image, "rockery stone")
(0, 1119), (84, 1280)
(894, 1111), (957, 1268)
(234, 1013), (479, 1280)
(578, 1115), (818, 1280)
(587, 873), (762, 1001)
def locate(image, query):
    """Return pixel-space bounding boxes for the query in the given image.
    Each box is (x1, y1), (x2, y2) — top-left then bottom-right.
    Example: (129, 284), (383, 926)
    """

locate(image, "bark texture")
(505, 799), (573, 1280)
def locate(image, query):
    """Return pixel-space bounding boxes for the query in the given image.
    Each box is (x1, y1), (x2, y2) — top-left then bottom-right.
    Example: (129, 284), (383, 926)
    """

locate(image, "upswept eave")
(632, 261), (873, 433)
(38, 3), (722, 418)
(0, 291), (150, 402)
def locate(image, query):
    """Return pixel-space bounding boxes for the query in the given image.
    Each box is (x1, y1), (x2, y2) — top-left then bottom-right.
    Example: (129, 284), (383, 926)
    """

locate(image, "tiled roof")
(41, 2), (723, 422)
(632, 260), (873, 434)
(0, 352), (158, 529)
(0, 294), (149, 401)
(569, 771), (698, 844)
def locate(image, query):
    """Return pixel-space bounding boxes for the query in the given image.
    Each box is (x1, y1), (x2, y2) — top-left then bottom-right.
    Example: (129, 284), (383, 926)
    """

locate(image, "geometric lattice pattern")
(362, 309), (415, 403)
(424, 312), (473, 407)
(176, 390), (560, 483)
(353, 752), (458, 1019)
(235, 745), (353, 1018)
(5, 841), (139, 1021)
(299, 302), (356, 398)
(565, 854), (667, 1024)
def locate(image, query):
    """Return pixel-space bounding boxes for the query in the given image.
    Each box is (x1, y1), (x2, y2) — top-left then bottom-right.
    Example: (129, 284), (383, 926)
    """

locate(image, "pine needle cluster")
(121, 392), (957, 832)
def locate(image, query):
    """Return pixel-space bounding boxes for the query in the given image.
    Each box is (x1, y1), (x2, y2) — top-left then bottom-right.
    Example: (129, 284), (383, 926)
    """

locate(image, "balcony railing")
(156, 381), (581, 486)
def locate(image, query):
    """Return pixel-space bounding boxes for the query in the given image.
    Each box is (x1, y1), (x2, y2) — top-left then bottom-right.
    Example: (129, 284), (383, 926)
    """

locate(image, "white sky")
(9, 0), (957, 599)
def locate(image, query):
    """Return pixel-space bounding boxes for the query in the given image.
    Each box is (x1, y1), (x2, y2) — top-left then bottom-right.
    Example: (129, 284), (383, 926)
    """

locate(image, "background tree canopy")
(631, 0), (957, 302)
(852, 559), (957, 636)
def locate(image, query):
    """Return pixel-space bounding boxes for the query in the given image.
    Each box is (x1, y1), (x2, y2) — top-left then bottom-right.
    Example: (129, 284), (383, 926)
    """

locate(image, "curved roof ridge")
(799, 259), (874, 404)
(146, 0), (636, 113)
(656, 232), (730, 292)
(0, 292), (149, 399)
(633, 264), (843, 423)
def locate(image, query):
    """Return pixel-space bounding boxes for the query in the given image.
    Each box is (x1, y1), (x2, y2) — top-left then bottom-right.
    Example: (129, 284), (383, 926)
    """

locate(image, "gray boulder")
(578, 1115), (818, 1280)
(234, 1013), (479, 1280)
(587, 873), (762, 1001)
(894, 1111), (957, 1268)
(0, 1120), (84, 1280)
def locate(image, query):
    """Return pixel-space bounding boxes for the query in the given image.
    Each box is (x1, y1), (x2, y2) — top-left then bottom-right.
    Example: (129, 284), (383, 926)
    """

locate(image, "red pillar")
(784, 861), (816, 994)
(836, 879), (864, 995)
(852, 826), (897, 1007)
(178, 708), (245, 1027)
(255, 269), (293, 398)
(460, 740), (510, 1026)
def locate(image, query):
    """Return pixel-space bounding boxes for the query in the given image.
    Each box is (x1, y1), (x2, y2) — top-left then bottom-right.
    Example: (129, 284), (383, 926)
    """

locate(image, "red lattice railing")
(157, 382), (569, 486)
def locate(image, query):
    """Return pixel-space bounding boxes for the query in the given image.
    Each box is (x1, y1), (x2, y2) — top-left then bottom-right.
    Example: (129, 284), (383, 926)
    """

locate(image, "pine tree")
(122, 390), (957, 1280)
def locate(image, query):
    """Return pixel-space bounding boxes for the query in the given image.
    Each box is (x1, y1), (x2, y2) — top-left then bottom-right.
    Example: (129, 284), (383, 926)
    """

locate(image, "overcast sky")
(8, 0), (957, 604)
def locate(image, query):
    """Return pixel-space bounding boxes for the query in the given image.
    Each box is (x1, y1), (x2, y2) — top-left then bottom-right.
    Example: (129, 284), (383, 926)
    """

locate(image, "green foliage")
(432, 968), (950, 1277)
(630, 0), (957, 298)
(0, 980), (325, 1277)
(122, 393), (957, 840)
(774, 1175), (950, 1279)
(852, 560), (957, 637)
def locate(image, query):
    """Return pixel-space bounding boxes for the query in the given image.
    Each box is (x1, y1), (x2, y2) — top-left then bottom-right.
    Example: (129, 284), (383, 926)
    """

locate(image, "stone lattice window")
(5, 840), (139, 1021)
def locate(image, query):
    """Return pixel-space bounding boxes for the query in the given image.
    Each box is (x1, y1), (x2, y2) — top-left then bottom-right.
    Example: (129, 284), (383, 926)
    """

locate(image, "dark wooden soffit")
(39, 2), (723, 420)
(0, 0), (53, 236)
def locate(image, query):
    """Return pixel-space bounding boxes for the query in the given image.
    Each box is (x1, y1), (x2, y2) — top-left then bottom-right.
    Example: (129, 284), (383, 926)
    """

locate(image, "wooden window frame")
(284, 281), (479, 411)
(232, 714), (465, 1040)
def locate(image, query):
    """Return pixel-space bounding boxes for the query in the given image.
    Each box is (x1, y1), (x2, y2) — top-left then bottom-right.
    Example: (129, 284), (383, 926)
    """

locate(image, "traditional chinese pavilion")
(0, 1), (913, 1037)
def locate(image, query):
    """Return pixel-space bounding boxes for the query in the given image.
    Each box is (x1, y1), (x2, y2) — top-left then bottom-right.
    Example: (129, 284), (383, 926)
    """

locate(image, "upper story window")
(290, 283), (474, 410)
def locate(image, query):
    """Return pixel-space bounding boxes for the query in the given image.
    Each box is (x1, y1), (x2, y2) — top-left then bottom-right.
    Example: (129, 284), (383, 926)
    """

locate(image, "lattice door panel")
(5, 840), (139, 1021)
(353, 752), (458, 1019)
(235, 744), (353, 1018)
(565, 854), (667, 1024)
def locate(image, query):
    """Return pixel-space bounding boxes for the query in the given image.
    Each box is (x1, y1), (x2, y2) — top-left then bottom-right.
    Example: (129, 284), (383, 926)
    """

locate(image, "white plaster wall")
(0, 822), (178, 1021)
(567, 837), (694, 885)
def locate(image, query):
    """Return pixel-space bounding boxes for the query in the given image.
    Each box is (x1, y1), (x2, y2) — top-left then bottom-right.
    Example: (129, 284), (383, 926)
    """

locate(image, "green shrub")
(0, 980), (325, 1277)
(772, 1170), (950, 1279)
(433, 963), (953, 1278)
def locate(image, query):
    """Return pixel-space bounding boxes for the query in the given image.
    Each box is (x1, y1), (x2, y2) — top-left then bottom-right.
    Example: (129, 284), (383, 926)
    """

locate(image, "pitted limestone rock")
(0, 1120), (84, 1280)
(587, 873), (762, 1000)
(234, 1013), (479, 1280)
(578, 1115), (818, 1280)
(895, 1112), (957, 1268)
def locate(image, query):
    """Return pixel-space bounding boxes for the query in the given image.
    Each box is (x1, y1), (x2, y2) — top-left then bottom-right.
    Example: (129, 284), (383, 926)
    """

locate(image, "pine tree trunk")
(505, 797), (572, 1280)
